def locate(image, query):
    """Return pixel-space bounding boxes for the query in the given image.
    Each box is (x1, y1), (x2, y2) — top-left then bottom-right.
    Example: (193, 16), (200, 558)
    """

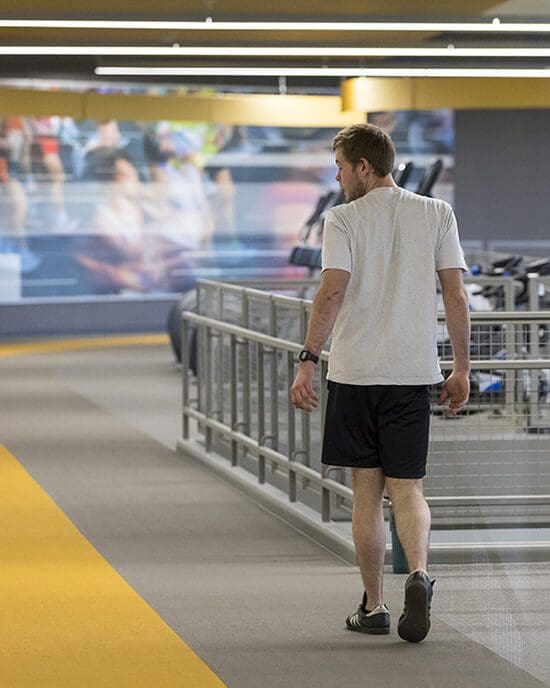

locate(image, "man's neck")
(365, 174), (397, 194)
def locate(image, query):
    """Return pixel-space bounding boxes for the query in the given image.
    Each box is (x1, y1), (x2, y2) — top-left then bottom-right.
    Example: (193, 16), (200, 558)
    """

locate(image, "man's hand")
(290, 363), (319, 412)
(438, 371), (470, 418)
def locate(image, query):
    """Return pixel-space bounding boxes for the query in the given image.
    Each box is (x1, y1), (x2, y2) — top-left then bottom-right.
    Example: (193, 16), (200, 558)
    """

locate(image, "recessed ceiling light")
(0, 19), (550, 32)
(94, 66), (550, 78)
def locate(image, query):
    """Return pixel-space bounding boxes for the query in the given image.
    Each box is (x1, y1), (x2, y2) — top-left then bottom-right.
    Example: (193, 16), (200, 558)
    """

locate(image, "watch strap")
(299, 349), (319, 364)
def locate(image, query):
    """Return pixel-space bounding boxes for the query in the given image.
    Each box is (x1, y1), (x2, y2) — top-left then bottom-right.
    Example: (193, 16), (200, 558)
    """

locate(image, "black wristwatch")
(298, 349), (319, 364)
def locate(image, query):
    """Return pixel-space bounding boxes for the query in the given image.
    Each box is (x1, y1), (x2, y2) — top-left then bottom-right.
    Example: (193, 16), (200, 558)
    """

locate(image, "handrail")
(182, 310), (549, 369)
(199, 276), (528, 288)
(462, 312), (550, 323)
(196, 279), (549, 324)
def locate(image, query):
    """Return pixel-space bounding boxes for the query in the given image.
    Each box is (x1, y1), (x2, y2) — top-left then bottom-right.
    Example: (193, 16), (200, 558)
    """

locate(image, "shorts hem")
(321, 460), (427, 480)
(321, 461), (380, 469)
(382, 472), (427, 480)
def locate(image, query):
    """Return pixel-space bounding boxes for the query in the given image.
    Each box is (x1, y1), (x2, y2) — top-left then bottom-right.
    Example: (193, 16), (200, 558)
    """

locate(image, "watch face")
(299, 350), (307, 361)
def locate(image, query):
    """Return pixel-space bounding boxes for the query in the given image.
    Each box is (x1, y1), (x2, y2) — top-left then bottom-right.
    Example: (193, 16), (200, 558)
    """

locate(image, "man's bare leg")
(351, 467), (386, 609)
(385, 478), (431, 572)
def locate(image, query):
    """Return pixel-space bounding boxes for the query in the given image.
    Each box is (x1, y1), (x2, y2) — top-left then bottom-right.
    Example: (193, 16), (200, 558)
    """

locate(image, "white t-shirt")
(322, 186), (468, 385)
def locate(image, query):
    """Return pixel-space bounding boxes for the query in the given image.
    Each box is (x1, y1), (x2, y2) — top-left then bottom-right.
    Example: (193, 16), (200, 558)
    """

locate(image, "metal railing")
(178, 279), (550, 563)
(181, 318), (550, 499)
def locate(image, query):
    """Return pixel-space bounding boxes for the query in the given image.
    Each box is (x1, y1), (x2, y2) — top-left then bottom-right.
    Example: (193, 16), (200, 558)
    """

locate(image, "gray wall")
(0, 297), (177, 338)
(454, 109), (550, 244)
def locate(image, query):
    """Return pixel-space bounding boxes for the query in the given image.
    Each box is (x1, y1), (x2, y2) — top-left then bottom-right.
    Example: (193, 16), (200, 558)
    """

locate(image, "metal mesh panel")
(438, 321), (549, 361)
(186, 279), (550, 531)
(427, 372), (550, 499)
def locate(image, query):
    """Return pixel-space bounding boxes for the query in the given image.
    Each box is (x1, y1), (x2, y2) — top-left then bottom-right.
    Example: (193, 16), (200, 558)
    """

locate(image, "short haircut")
(333, 123), (395, 177)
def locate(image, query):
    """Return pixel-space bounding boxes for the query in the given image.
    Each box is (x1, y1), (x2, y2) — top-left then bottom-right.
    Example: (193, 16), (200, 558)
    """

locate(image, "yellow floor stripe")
(0, 444), (226, 688)
(0, 334), (170, 359)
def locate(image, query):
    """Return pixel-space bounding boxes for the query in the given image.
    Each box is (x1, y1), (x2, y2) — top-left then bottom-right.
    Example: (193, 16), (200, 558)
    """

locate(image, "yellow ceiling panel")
(84, 91), (363, 126)
(0, 85), (363, 126)
(341, 77), (414, 111)
(342, 76), (550, 111)
(416, 77), (550, 109)
(0, 86), (84, 117)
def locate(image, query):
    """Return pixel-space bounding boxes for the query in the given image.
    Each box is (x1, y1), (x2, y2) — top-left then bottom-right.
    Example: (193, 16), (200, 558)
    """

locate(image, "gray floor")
(1, 343), (549, 687)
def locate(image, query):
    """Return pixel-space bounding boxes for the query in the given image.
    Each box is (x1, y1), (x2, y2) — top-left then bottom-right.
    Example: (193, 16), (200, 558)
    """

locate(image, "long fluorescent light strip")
(2, 19), (550, 33)
(95, 66), (550, 77)
(6, 46), (550, 56)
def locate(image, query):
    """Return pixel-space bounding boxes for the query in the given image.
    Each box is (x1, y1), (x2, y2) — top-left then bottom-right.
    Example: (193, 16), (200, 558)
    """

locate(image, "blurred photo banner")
(0, 112), (454, 301)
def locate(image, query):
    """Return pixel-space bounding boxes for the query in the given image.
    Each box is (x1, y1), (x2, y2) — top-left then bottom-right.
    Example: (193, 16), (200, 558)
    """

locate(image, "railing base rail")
(177, 437), (550, 566)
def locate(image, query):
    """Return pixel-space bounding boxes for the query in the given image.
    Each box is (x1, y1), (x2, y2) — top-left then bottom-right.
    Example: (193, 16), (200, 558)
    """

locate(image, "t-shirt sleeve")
(436, 205), (468, 272)
(321, 210), (352, 273)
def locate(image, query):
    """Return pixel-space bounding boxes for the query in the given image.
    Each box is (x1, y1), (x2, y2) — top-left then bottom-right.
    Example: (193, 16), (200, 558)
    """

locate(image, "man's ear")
(358, 158), (370, 175)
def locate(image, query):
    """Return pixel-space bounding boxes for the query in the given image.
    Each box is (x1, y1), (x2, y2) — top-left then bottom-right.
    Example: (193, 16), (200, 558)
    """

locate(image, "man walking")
(290, 124), (470, 643)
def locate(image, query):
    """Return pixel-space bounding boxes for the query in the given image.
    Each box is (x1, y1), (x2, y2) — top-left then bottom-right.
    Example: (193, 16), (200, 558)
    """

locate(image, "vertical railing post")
(503, 278), (515, 313)
(287, 351), (297, 502)
(195, 283), (201, 314)
(298, 299), (310, 490)
(299, 299), (307, 343)
(217, 287), (224, 424)
(320, 359), (331, 522)
(230, 334), (238, 467)
(205, 325), (213, 452)
(321, 470), (331, 523)
(257, 342), (266, 484)
(269, 297), (279, 473)
(528, 275), (540, 312)
(196, 282), (205, 437)
(529, 276), (541, 430)
(242, 292), (251, 436)
(504, 278), (516, 417)
(181, 314), (190, 440)
(301, 409), (311, 491)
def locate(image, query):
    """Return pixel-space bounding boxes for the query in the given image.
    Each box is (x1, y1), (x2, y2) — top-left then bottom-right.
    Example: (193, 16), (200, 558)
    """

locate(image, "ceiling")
(1, 1), (549, 92)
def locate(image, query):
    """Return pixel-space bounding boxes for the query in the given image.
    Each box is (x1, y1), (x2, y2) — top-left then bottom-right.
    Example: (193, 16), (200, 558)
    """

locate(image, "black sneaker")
(346, 593), (390, 635)
(397, 571), (435, 643)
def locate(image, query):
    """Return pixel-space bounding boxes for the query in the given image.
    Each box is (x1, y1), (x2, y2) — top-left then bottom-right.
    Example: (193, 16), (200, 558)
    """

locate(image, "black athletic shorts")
(321, 381), (431, 479)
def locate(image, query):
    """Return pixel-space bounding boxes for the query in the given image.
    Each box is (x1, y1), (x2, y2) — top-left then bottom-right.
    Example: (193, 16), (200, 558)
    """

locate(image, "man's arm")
(438, 268), (471, 416)
(303, 268), (350, 355)
(290, 268), (350, 411)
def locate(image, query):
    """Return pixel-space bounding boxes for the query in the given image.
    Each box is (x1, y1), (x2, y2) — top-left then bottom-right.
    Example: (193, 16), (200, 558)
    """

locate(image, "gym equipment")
(415, 158), (443, 197)
(393, 161), (414, 188)
(288, 245), (322, 272)
(298, 190), (340, 242)
(515, 258), (550, 307)
(288, 187), (345, 279)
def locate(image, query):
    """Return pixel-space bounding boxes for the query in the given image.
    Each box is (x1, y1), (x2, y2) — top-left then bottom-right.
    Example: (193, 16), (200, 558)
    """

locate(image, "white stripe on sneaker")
(366, 605), (388, 617)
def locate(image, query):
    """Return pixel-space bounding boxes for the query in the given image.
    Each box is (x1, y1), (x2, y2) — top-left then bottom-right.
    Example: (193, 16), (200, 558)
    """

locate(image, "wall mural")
(0, 111), (453, 301)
